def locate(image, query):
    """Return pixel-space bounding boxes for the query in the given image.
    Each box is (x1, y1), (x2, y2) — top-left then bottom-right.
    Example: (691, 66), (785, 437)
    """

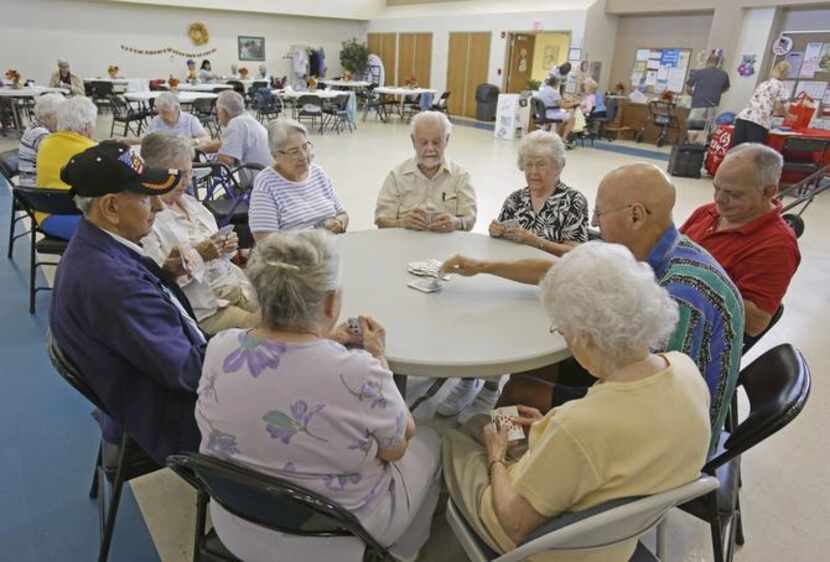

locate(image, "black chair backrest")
(782, 136), (830, 155)
(605, 97), (620, 122)
(46, 331), (108, 413)
(226, 81), (245, 96)
(742, 304), (784, 355)
(109, 95), (130, 118)
(297, 95), (322, 110)
(91, 81), (114, 98)
(192, 97), (216, 115)
(167, 453), (386, 551)
(530, 97), (546, 120)
(708, 344), (810, 471)
(14, 186), (81, 216)
(0, 149), (20, 182)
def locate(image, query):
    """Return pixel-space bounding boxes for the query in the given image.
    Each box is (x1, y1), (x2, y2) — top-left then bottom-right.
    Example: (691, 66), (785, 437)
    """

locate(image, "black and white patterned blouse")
(497, 181), (589, 243)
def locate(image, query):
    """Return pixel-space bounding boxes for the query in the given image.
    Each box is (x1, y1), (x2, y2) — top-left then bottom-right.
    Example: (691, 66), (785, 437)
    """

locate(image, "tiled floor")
(1, 114), (828, 562)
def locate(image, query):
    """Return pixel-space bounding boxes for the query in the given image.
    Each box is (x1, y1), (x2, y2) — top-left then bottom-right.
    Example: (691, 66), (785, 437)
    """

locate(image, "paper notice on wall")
(647, 58), (660, 71)
(657, 66), (669, 81)
(631, 72), (644, 86)
(636, 49), (650, 62)
(645, 70), (658, 86)
(800, 42), (822, 78)
(794, 80), (827, 101)
(785, 52), (804, 79)
(667, 67), (686, 93)
(655, 82), (667, 94)
(781, 80), (797, 100)
(823, 87), (830, 105)
(634, 61), (647, 73)
(649, 50), (661, 60)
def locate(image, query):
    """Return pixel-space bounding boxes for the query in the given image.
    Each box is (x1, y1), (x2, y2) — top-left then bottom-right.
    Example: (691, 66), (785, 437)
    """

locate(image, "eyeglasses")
(592, 203), (651, 220)
(278, 141), (313, 160)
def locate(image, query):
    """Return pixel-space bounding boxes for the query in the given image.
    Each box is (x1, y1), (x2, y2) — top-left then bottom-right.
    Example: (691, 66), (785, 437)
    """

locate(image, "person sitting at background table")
(140, 133), (259, 335)
(249, 118), (348, 241)
(490, 130), (588, 257)
(195, 229), (442, 562)
(375, 111), (477, 232)
(198, 59), (219, 83)
(200, 90), (271, 170)
(443, 241), (711, 562)
(257, 64), (270, 81)
(49, 59), (84, 96)
(229, 64), (240, 79)
(117, 92), (211, 147)
(534, 77), (579, 145)
(17, 93), (65, 187)
(732, 61), (790, 146)
(186, 59), (199, 83)
(35, 96), (98, 240)
(681, 144), (800, 345)
(441, 164), (743, 455)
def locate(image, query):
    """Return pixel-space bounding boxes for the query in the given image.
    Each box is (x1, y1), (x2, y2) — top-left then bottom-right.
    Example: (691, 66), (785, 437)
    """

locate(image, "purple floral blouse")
(195, 329), (409, 514)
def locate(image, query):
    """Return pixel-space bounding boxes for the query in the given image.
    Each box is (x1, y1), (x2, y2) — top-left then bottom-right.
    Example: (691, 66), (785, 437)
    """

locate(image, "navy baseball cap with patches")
(60, 141), (182, 197)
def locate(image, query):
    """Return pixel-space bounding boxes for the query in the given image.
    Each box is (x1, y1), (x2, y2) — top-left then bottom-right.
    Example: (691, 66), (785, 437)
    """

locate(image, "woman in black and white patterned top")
(490, 130), (589, 256)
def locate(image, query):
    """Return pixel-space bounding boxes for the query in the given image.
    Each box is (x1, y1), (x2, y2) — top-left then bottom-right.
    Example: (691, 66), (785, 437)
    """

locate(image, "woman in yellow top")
(443, 241), (712, 562)
(35, 96), (98, 239)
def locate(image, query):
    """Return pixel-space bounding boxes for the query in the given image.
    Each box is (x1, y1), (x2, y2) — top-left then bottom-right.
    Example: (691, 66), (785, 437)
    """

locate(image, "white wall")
(108, 0), (384, 20)
(720, 8), (778, 114)
(581, 0), (619, 91)
(369, 7), (588, 93)
(0, 0), (368, 85)
(780, 6), (830, 31)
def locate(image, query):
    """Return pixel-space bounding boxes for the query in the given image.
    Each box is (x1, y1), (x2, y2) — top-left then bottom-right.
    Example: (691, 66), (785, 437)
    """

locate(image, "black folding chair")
(0, 149), (26, 259)
(167, 452), (394, 562)
(679, 344), (811, 562)
(296, 95), (324, 133)
(361, 84), (389, 123)
(109, 95), (149, 137)
(636, 101), (679, 147)
(89, 81), (114, 113)
(192, 97), (220, 139)
(323, 94), (354, 134)
(194, 161), (265, 249)
(530, 97), (563, 131)
(11, 186), (80, 314)
(430, 91), (451, 114)
(252, 89), (283, 124)
(46, 332), (163, 562)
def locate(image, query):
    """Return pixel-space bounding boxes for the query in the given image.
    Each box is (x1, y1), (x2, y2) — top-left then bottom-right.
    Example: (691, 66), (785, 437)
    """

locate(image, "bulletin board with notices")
(772, 32), (830, 129)
(629, 48), (692, 94)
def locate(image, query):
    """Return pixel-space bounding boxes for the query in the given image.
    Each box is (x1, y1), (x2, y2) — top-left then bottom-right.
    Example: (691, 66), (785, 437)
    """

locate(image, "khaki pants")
(198, 286), (260, 335)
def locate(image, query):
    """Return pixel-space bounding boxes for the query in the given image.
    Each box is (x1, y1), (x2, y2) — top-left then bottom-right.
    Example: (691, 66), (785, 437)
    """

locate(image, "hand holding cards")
(490, 406), (526, 442)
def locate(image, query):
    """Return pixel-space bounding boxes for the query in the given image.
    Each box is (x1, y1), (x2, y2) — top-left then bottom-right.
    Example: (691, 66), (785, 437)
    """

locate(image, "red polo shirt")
(680, 202), (800, 314)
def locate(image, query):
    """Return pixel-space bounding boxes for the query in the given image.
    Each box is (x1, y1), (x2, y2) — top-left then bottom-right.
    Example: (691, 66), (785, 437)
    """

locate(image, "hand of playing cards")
(490, 406), (526, 442)
(407, 259), (450, 280)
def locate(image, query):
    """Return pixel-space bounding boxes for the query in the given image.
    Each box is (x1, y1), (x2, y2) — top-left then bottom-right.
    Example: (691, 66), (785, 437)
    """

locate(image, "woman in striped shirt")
(249, 118), (349, 242)
(17, 93), (65, 187)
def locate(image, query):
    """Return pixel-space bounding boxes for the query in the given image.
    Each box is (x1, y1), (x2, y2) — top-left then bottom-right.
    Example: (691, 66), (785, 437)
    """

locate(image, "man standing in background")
(687, 53), (730, 142)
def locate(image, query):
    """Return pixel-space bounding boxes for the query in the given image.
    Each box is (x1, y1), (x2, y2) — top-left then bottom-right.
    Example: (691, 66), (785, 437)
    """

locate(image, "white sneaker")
(458, 385), (501, 424)
(436, 378), (484, 417)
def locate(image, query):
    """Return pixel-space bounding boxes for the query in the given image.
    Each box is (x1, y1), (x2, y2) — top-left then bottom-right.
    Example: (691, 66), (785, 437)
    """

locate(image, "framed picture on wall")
(238, 36), (265, 61)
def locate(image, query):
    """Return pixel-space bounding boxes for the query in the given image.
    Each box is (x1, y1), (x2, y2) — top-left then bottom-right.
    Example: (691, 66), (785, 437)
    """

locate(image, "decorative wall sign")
(188, 23), (209, 46)
(738, 55), (756, 77)
(120, 44), (217, 57)
(773, 35), (794, 57)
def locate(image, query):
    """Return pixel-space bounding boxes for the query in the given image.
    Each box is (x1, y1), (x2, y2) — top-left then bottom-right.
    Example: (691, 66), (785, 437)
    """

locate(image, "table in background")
(177, 83), (233, 92)
(84, 78), (149, 93)
(124, 91), (217, 103)
(604, 98), (690, 144)
(336, 229), (569, 402)
(319, 79), (371, 90)
(0, 86), (69, 135)
(374, 87), (437, 119)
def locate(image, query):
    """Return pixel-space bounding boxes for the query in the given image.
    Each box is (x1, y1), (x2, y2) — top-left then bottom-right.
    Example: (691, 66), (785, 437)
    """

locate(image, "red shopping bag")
(704, 125), (733, 177)
(783, 92), (817, 130)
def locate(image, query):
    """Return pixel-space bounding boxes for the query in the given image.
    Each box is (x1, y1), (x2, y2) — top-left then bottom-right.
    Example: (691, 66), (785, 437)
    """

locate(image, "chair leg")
(98, 434), (130, 562)
(708, 491), (725, 562)
(735, 493), (745, 546)
(7, 203), (16, 259)
(193, 490), (209, 562)
(89, 442), (102, 499)
(656, 519), (668, 560)
(29, 226), (37, 315)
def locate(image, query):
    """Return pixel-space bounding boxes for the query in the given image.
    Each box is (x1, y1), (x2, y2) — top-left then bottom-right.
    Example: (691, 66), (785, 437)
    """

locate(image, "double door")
(447, 32), (491, 118)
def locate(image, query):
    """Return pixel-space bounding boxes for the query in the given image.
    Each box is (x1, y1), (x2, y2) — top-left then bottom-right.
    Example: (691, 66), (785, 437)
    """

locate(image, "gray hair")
(410, 110), (453, 138)
(33, 93), (66, 122)
(517, 129), (566, 171)
(73, 195), (96, 217)
(246, 230), (342, 331)
(216, 90), (245, 118)
(140, 132), (194, 168)
(57, 96), (98, 134)
(771, 61), (791, 80)
(268, 117), (308, 154)
(724, 143), (783, 188)
(540, 241), (678, 365)
(155, 92), (181, 112)
(57, 58), (69, 66)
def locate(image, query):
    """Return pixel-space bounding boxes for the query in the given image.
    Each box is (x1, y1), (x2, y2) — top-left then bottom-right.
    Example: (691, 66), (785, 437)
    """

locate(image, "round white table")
(319, 79), (371, 89)
(177, 83), (233, 92)
(335, 229), (569, 382)
(124, 91), (217, 103)
(84, 78), (149, 92)
(0, 86), (68, 135)
(273, 88), (345, 100)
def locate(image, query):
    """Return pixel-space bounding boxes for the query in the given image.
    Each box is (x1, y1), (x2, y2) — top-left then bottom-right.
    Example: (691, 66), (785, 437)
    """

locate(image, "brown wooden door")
(464, 32), (491, 118)
(414, 33), (432, 87)
(398, 34), (415, 85)
(507, 34), (535, 93)
(367, 32), (397, 86)
(447, 33), (469, 116)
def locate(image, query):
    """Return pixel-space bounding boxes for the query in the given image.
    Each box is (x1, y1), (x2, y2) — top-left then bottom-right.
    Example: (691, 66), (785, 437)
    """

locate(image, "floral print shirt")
(497, 182), (589, 243)
(736, 78), (788, 130)
(195, 330), (409, 514)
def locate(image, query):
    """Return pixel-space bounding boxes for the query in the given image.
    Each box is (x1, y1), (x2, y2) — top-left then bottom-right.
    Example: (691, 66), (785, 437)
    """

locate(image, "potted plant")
(340, 38), (369, 80)
(527, 79), (541, 91)
(5, 69), (22, 88)
(107, 65), (119, 79)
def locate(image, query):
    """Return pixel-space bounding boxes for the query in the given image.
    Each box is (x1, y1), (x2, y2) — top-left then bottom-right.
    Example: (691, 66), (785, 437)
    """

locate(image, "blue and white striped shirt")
(249, 164), (345, 233)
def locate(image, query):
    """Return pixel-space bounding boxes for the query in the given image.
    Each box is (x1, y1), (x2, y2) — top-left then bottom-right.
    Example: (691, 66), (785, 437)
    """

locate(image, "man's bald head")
(594, 163), (677, 260)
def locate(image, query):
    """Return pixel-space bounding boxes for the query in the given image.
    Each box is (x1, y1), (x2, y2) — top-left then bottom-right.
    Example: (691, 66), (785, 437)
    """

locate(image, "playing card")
(407, 259), (450, 280)
(407, 278), (442, 293)
(490, 406), (525, 442)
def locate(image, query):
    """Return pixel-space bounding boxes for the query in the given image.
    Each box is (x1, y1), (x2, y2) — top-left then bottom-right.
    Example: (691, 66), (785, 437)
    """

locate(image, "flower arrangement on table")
(107, 65), (120, 79)
(5, 69), (22, 88)
(239, 67), (249, 79)
(307, 77), (318, 90)
(613, 82), (626, 95)
(404, 75), (419, 88)
(659, 90), (674, 103)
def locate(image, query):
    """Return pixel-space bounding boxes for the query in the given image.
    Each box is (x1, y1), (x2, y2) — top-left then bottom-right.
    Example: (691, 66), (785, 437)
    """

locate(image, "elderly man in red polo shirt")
(680, 143), (800, 339)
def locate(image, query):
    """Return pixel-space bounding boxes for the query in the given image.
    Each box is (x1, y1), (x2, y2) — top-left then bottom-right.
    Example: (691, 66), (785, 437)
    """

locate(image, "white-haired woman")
(249, 118), (348, 241)
(139, 133), (258, 335)
(195, 230), (442, 562)
(146, 92), (210, 144)
(35, 96), (98, 239)
(733, 61), (791, 146)
(443, 241), (712, 561)
(18, 93), (65, 187)
(490, 130), (588, 257)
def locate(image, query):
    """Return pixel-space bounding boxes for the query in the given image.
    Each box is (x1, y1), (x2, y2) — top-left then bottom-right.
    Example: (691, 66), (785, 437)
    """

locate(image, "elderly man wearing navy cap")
(49, 141), (205, 465)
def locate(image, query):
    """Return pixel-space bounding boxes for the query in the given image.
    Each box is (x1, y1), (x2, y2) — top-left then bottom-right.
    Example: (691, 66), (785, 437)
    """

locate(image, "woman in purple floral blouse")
(195, 230), (442, 562)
